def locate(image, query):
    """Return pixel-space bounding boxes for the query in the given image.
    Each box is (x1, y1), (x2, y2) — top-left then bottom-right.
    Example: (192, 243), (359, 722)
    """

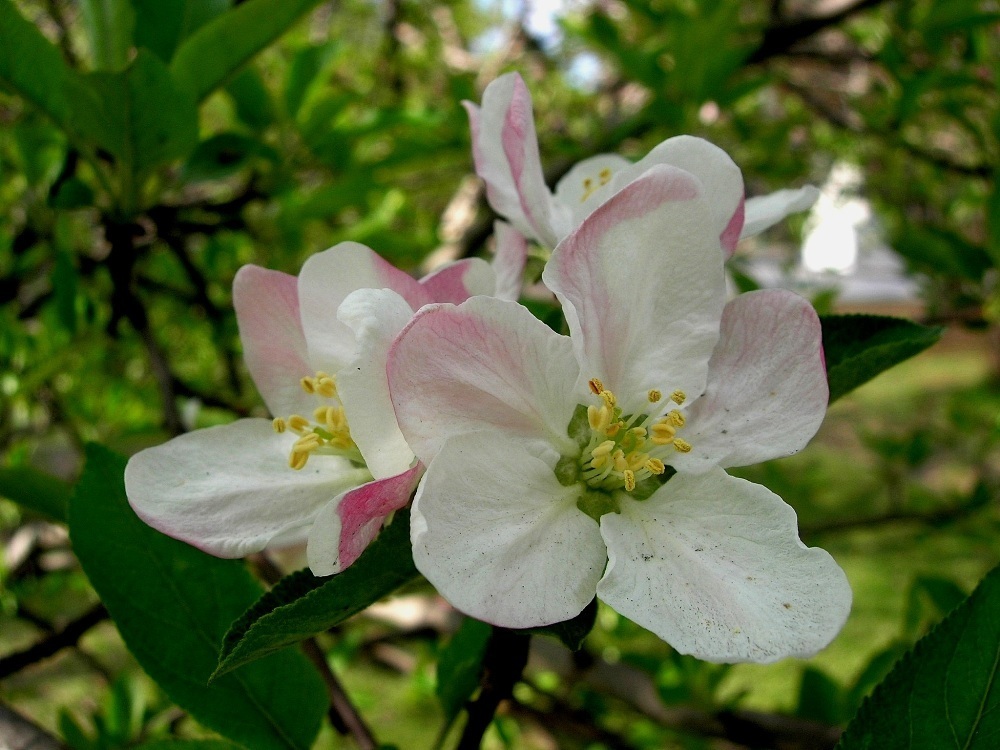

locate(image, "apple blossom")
(125, 241), (511, 576)
(388, 165), (851, 662)
(465, 71), (818, 254)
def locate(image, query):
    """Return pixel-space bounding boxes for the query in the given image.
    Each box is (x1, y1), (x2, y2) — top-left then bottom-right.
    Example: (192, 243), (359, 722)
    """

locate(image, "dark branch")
(0, 604), (108, 680)
(457, 628), (531, 750)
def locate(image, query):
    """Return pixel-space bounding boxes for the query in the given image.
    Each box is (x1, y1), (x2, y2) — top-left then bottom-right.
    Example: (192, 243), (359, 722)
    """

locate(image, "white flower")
(125, 242), (511, 575)
(387, 165), (850, 663)
(465, 72), (818, 253)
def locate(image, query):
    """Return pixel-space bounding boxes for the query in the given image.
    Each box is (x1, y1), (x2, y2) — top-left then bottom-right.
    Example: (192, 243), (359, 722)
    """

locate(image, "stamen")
(288, 415), (310, 433)
(673, 438), (692, 453)
(600, 390), (616, 408)
(648, 389), (662, 403)
(670, 389), (687, 405)
(599, 167), (612, 185)
(588, 404), (611, 432)
(646, 458), (665, 475)
(605, 422), (622, 437)
(612, 450), (627, 473)
(668, 410), (686, 427)
(588, 378), (604, 395)
(300, 376), (316, 394)
(591, 440), (616, 459)
(623, 470), (636, 492)
(650, 421), (676, 444)
(316, 376), (337, 398)
(272, 417), (287, 433)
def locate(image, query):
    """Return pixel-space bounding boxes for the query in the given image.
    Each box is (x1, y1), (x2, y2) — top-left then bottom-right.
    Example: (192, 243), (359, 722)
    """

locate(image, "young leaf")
(837, 564), (1000, 749)
(133, 0), (231, 62)
(87, 51), (199, 179)
(821, 314), (944, 403)
(215, 510), (418, 677)
(0, 466), (72, 523)
(437, 617), (493, 722)
(69, 445), (327, 750)
(79, 0), (136, 71)
(170, 0), (326, 103)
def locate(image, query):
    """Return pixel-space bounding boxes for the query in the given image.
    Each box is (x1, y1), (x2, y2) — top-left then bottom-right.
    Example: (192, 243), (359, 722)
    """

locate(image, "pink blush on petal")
(721, 196), (745, 256)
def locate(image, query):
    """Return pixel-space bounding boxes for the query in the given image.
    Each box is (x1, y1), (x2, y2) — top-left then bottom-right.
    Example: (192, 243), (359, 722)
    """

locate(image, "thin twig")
(457, 628), (531, 750)
(0, 604), (108, 680)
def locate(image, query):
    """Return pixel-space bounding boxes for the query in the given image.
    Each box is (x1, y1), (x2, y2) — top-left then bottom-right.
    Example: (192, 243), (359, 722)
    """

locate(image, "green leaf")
(134, 742), (243, 750)
(88, 50), (199, 179)
(821, 315), (944, 403)
(133, 0), (231, 61)
(796, 667), (846, 724)
(50, 177), (96, 210)
(79, 0), (136, 71)
(436, 617), (492, 721)
(215, 510), (418, 677)
(68, 445), (327, 750)
(525, 598), (598, 651)
(837, 564), (1000, 750)
(52, 248), (79, 334)
(0, 466), (71, 523)
(182, 133), (276, 183)
(170, 0), (326, 103)
(226, 68), (274, 129)
(0, 0), (101, 139)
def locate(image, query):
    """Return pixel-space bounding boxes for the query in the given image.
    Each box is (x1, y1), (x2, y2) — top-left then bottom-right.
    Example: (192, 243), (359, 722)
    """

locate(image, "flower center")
(576, 377), (691, 494)
(271, 371), (363, 470)
(580, 167), (613, 203)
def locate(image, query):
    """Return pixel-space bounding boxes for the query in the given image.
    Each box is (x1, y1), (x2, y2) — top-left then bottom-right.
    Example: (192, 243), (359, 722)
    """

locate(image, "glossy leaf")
(0, 466), (72, 523)
(437, 617), (492, 721)
(69, 445), (327, 750)
(821, 314), (944, 403)
(838, 564), (1000, 749)
(215, 510), (418, 677)
(170, 0), (326, 103)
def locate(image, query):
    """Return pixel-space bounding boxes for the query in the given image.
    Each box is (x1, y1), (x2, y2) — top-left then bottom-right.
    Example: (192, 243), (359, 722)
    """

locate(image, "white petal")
(671, 290), (828, 472)
(124, 419), (371, 558)
(543, 165), (726, 414)
(412, 433), (606, 628)
(232, 265), (314, 418)
(389, 296), (581, 465)
(420, 257), (496, 302)
(491, 221), (529, 301)
(336, 288), (417, 479)
(553, 154), (632, 231)
(298, 242), (428, 374)
(620, 135), (745, 243)
(597, 470), (852, 663)
(740, 186), (820, 239)
(307, 464), (422, 576)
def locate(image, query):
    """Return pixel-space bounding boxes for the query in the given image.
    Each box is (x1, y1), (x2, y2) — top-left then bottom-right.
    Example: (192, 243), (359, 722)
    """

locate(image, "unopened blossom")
(126, 241), (517, 576)
(465, 72), (818, 254)
(388, 166), (851, 663)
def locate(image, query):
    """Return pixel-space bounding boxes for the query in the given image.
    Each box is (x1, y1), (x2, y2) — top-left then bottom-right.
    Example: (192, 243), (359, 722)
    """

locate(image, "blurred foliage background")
(0, 0), (998, 748)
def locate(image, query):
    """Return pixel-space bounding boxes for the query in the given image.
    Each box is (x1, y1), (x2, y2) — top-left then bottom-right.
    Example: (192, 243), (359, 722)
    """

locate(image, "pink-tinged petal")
(618, 135), (744, 244)
(389, 296), (581, 465)
(553, 153), (632, 232)
(740, 185), (820, 239)
(598, 470), (851, 663)
(491, 221), (528, 301)
(307, 464), (422, 576)
(670, 290), (828, 473)
(420, 257), (496, 303)
(465, 74), (560, 246)
(233, 265), (314, 418)
(543, 165), (726, 414)
(124, 419), (372, 558)
(412, 433), (606, 628)
(298, 242), (428, 374)
(336, 288), (417, 479)
(720, 196), (745, 256)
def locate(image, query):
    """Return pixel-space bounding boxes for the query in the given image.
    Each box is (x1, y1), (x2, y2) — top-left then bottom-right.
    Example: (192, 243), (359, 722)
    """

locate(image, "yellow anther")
(590, 454), (608, 470)
(623, 470), (636, 492)
(583, 177), (593, 188)
(272, 417), (287, 433)
(314, 406), (329, 422)
(325, 407), (344, 432)
(650, 422), (676, 445)
(668, 409), (686, 427)
(288, 415), (310, 433)
(606, 421), (622, 437)
(646, 458), (665, 475)
(300, 376), (316, 394)
(591, 440), (616, 459)
(673, 438), (692, 453)
(600, 390), (616, 408)
(588, 404), (611, 432)
(293, 433), (320, 450)
(648, 389), (662, 403)
(613, 450), (628, 473)
(670, 389), (687, 405)
(627, 452), (647, 471)
(588, 378), (604, 395)
(289, 451), (309, 470)
(631, 427), (647, 438)
(599, 167), (612, 184)
(316, 377), (337, 398)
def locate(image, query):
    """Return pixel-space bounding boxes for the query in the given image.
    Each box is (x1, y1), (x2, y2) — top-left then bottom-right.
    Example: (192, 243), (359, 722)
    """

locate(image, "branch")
(0, 604), (108, 680)
(457, 628), (531, 750)
(747, 0), (892, 64)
